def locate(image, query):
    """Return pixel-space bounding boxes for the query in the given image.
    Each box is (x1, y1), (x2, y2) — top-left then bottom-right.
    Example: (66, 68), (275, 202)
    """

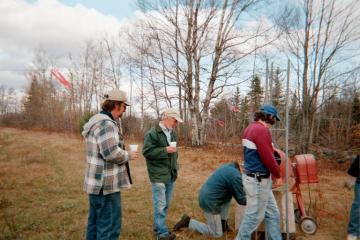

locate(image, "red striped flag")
(231, 106), (239, 112)
(51, 69), (72, 90)
(216, 119), (225, 127)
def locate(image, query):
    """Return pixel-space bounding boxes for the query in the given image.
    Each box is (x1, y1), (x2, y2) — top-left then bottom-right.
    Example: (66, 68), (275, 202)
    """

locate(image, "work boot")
(169, 233), (176, 240)
(221, 219), (233, 232)
(173, 214), (191, 231)
(158, 232), (176, 240)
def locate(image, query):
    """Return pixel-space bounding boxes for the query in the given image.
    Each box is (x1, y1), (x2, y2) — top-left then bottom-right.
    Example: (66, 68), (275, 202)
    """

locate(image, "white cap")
(103, 89), (131, 106)
(163, 108), (183, 123)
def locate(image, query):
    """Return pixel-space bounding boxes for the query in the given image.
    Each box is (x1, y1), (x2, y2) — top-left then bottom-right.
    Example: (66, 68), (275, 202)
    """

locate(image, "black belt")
(246, 172), (270, 182)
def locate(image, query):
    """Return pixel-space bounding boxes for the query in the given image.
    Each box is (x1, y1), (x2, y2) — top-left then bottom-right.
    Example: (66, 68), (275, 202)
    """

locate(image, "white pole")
(265, 58), (269, 103)
(129, 65), (133, 117)
(285, 59), (291, 240)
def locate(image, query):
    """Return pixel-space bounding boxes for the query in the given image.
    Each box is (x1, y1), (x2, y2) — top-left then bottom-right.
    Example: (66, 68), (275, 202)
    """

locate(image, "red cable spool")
(293, 154), (319, 184)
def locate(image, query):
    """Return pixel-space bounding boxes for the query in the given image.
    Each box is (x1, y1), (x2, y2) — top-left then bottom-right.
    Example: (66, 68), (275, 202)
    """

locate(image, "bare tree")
(132, 0), (275, 146)
(277, 0), (360, 152)
(0, 86), (17, 115)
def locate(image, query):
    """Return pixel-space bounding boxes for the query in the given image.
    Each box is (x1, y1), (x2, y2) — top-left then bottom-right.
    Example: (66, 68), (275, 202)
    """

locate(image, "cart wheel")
(294, 209), (301, 224)
(299, 217), (317, 235)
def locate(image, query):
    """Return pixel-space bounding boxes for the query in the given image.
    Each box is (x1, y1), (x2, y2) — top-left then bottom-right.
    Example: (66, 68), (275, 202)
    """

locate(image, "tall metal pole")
(269, 62), (274, 104)
(265, 58), (269, 103)
(285, 59), (291, 240)
(140, 64), (144, 131)
(129, 65), (133, 117)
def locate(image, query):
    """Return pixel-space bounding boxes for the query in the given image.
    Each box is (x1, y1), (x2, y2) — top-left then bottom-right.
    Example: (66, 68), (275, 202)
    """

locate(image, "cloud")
(0, 0), (124, 90)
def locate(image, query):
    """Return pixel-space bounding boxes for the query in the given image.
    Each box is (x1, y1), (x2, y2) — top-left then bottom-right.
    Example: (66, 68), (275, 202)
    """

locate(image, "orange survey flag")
(51, 69), (72, 90)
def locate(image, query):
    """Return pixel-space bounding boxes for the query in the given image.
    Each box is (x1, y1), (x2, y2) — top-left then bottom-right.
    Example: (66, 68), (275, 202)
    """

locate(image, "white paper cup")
(169, 142), (177, 147)
(129, 144), (138, 152)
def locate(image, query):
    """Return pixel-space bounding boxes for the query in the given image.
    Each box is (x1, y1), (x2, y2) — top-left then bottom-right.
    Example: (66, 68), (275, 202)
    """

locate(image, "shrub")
(78, 112), (94, 134)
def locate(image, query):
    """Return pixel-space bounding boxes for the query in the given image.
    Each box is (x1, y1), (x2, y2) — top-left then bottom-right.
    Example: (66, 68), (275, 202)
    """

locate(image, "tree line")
(0, 0), (359, 155)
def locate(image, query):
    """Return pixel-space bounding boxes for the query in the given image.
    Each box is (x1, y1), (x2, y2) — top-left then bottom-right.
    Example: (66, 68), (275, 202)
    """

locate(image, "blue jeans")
(348, 179), (360, 236)
(151, 181), (175, 238)
(86, 191), (121, 240)
(235, 175), (281, 240)
(189, 201), (230, 237)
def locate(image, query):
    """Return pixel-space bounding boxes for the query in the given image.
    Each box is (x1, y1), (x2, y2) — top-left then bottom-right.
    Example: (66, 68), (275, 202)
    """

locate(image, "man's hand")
(129, 150), (139, 160)
(166, 146), (177, 153)
(274, 178), (283, 186)
(344, 175), (356, 190)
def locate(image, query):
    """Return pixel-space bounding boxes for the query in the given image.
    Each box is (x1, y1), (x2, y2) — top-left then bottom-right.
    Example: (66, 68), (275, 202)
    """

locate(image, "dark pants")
(348, 179), (360, 237)
(86, 191), (121, 240)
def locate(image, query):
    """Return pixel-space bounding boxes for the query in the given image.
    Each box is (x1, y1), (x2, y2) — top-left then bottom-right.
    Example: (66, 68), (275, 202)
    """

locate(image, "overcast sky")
(1, 0), (358, 96)
(0, 0), (135, 92)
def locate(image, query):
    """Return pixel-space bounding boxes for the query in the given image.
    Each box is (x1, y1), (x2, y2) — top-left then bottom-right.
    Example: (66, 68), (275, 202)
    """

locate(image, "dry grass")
(0, 127), (354, 240)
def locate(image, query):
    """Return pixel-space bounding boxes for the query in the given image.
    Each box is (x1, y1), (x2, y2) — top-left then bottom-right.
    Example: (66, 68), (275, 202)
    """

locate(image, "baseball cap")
(163, 108), (183, 123)
(103, 89), (131, 106)
(261, 104), (280, 121)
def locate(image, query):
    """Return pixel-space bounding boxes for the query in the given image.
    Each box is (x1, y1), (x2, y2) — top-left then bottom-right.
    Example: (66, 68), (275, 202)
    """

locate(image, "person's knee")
(267, 208), (280, 220)
(272, 208), (280, 218)
(207, 224), (223, 238)
(211, 230), (223, 238)
(241, 216), (262, 232)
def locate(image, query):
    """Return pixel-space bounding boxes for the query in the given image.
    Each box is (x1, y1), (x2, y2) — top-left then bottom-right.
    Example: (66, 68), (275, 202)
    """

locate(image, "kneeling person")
(173, 162), (246, 238)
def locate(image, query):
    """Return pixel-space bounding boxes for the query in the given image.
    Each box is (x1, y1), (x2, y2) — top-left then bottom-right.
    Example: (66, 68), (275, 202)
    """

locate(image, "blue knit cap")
(261, 104), (281, 121)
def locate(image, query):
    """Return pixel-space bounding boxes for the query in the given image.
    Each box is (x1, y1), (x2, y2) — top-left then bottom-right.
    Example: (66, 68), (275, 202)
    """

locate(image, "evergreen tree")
(230, 86), (242, 135)
(289, 92), (300, 132)
(210, 98), (231, 140)
(231, 86), (241, 110)
(240, 96), (250, 131)
(23, 72), (64, 129)
(248, 74), (263, 111)
(351, 92), (360, 125)
(272, 67), (285, 109)
(23, 75), (43, 127)
(350, 93), (360, 149)
(211, 98), (230, 124)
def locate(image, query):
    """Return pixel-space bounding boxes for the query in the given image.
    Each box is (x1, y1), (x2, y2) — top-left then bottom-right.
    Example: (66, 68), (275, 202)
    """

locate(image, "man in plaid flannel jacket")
(82, 89), (139, 240)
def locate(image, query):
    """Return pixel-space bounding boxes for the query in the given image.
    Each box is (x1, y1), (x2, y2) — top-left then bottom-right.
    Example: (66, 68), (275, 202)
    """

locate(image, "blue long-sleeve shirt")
(348, 155), (359, 179)
(198, 162), (246, 214)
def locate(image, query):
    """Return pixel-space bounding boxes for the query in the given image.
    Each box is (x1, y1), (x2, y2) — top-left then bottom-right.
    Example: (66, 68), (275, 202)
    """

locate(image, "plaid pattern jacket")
(82, 113), (131, 195)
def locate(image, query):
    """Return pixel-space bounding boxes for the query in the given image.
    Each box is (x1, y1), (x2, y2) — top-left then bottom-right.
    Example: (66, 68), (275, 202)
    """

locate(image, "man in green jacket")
(142, 108), (183, 240)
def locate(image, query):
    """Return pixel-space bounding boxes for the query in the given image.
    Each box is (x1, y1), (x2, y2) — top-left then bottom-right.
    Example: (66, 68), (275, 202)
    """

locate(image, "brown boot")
(173, 214), (190, 231)
(158, 232), (176, 240)
(221, 219), (233, 232)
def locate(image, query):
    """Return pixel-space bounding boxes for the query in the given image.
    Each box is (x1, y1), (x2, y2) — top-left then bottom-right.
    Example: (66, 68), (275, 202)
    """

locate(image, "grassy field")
(0, 127), (354, 240)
